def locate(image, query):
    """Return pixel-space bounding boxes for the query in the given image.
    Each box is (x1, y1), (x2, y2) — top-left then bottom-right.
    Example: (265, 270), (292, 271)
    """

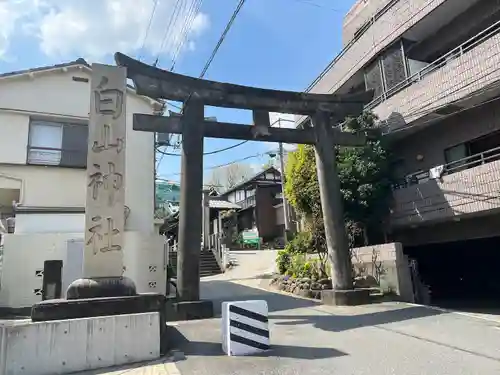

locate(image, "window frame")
(27, 118), (88, 169)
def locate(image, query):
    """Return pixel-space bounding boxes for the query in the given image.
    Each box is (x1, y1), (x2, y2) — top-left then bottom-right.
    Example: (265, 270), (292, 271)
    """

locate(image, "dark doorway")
(42, 260), (63, 301)
(405, 236), (500, 313)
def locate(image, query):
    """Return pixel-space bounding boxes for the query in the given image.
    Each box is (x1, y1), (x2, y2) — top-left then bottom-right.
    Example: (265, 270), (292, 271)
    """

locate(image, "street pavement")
(170, 278), (500, 375)
(79, 250), (500, 374)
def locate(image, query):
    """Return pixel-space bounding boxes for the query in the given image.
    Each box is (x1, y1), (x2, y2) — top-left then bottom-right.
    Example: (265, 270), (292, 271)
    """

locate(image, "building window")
(235, 190), (244, 202)
(27, 120), (88, 168)
(246, 188), (256, 198)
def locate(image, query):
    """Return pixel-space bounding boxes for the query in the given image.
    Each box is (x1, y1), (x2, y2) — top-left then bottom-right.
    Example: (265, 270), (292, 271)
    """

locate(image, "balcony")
(236, 195), (256, 210)
(390, 146), (500, 227)
(371, 19), (500, 132)
(307, 0), (462, 95)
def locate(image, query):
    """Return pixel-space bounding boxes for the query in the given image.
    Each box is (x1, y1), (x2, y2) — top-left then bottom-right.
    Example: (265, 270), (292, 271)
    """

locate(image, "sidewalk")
(75, 359), (180, 375)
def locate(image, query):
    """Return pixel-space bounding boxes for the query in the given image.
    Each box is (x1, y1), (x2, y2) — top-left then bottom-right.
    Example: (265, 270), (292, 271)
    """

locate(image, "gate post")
(313, 111), (353, 291)
(177, 99), (204, 302)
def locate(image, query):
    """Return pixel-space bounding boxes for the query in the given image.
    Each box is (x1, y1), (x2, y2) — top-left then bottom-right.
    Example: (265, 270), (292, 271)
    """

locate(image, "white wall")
(0, 231), (166, 308)
(15, 213), (84, 233)
(0, 313), (160, 375)
(0, 66), (156, 233)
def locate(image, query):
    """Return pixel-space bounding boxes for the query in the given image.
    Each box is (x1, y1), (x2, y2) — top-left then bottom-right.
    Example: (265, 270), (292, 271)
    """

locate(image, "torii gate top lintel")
(114, 52), (374, 116)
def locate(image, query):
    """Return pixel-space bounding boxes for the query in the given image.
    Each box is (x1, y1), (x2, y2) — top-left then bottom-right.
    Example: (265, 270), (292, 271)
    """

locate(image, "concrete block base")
(0, 313), (160, 375)
(172, 300), (214, 321)
(31, 293), (166, 321)
(31, 293), (169, 355)
(321, 289), (371, 306)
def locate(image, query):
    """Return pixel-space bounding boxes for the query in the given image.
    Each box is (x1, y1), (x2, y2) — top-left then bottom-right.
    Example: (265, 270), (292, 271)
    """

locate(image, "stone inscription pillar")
(67, 64), (136, 299)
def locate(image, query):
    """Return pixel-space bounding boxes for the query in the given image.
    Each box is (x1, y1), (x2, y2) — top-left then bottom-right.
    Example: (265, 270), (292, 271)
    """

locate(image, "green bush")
(285, 231), (313, 254)
(276, 249), (322, 279)
(276, 249), (292, 274)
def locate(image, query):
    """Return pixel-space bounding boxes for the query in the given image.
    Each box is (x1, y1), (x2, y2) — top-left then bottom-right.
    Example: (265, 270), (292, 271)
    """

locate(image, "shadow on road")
(272, 305), (444, 332)
(202, 279), (445, 331)
(201, 279), (321, 316)
(168, 326), (347, 360)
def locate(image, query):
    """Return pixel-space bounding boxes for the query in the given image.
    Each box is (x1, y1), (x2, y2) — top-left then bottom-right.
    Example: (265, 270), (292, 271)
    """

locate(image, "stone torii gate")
(115, 53), (374, 315)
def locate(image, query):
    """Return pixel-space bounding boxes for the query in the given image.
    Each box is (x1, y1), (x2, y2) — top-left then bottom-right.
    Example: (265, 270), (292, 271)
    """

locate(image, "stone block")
(172, 300), (214, 321)
(31, 293), (170, 355)
(321, 289), (371, 306)
(0, 313), (159, 375)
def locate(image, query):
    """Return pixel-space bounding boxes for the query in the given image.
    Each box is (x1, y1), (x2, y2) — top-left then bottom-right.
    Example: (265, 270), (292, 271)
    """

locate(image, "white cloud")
(0, 0), (210, 61)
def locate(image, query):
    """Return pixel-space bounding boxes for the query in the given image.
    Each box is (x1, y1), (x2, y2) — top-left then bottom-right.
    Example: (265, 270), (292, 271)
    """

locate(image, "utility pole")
(278, 119), (291, 243)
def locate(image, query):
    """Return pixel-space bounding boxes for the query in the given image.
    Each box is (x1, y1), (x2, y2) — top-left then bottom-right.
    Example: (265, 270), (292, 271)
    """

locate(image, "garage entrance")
(405, 236), (500, 313)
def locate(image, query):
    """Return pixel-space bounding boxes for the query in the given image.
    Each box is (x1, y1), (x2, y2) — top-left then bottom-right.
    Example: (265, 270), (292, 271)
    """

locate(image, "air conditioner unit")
(157, 133), (171, 146)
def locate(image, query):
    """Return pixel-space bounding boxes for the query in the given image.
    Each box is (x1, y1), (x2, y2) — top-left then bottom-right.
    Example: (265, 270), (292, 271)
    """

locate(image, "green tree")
(285, 111), (392, 248)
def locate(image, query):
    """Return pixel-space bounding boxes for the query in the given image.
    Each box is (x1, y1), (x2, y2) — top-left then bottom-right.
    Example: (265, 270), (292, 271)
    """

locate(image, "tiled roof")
(220, 166), (281, 196)
(208, 198), (241, 210)
(0, 58), (89, 79)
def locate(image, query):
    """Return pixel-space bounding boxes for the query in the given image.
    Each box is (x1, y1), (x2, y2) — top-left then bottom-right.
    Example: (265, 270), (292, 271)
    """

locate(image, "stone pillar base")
(66, 276), (137, 299)
(31, 294), (171, 355)
(321, 289), (371, 306)
(171, 300), (214, 321)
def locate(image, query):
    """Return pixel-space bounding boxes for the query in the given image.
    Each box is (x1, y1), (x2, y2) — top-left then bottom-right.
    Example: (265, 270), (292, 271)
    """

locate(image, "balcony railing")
(393, 145), (500, 191)
(236, 195), (256, 210)
(366, 19), (500, 110)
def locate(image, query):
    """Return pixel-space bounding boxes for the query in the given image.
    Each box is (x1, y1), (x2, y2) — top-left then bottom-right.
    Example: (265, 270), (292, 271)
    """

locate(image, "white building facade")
(0, 60), (166, 310)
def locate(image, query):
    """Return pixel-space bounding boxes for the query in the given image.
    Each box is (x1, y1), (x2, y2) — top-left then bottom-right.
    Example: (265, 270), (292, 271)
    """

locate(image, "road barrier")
(222, 300), (270, 356)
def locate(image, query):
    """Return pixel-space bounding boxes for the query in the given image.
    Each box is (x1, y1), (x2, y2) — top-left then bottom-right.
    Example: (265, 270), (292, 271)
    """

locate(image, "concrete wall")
(391, 99), (500, 177)
(0, 313), (159, 375)
(14, 213), (84, 233)
(342, 0), (393, 46)
(393, 213), (500, 246)
(0, 232), (166, 309)
(351, 242), (414, 302)
(0, 67), (157, 234)
(392, 159), (500, 227)
(373, 30), (500, 128)
(309, 0), (448, 95)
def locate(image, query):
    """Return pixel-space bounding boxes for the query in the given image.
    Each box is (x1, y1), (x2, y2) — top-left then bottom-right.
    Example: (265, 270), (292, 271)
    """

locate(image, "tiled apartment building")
(306, 0), (500, 247)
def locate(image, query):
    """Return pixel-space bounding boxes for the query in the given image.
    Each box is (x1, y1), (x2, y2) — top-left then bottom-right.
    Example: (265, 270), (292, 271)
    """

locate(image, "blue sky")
(0, 0), (355, 183)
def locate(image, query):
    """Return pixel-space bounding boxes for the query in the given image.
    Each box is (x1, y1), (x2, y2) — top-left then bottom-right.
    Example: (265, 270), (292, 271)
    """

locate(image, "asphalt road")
(170, 277), (500, 375)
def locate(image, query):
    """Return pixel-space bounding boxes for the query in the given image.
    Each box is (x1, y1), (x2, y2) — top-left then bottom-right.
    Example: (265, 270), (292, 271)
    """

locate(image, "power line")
(171, 0), (204, 71)
(161, 149), (277, 177)
(138, 0), (159, 61)
(287, 0), (344, 11)
(157, 139), (250, 156)
(199, 0), (247, 79)
(153, 0), (183, 67)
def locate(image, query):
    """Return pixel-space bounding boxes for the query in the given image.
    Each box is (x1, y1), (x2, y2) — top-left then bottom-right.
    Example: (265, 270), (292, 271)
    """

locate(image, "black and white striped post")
(222, 300), (270, 356)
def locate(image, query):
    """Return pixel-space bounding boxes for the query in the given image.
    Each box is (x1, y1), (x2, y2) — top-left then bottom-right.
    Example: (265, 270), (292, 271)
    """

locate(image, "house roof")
(0, 58), (161, 110)
(0, 58), (90, 79)
(220, 166), (281, 196)
(208, 197), (241, 210)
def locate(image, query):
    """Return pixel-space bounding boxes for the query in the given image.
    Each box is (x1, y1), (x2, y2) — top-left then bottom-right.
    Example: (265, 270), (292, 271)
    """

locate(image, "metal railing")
(236, 195), (256, 210)
(366, 19), (500, 110)
(165, 234), (228, 272)
(392, 145), (500, 191)
(306, 0), (400, 92)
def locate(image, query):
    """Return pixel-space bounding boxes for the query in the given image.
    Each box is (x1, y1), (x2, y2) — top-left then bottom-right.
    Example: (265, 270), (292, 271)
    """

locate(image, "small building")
(217, 167), (286, 244)
(0, 59), (165, 312)
(0, 58), (161, 234)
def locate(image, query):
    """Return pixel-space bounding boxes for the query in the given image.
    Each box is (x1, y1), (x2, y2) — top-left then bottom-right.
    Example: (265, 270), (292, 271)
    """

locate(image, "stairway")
(168, 250), (223, 277)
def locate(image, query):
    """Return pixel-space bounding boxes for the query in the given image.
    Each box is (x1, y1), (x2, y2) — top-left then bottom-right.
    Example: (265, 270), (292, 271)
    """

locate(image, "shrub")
(276, 249), (292, 274)
(285, 231), (313, 254)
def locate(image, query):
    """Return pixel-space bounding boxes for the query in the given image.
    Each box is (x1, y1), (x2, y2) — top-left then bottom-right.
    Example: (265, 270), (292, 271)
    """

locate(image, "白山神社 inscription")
(84, 64), (127, 278)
